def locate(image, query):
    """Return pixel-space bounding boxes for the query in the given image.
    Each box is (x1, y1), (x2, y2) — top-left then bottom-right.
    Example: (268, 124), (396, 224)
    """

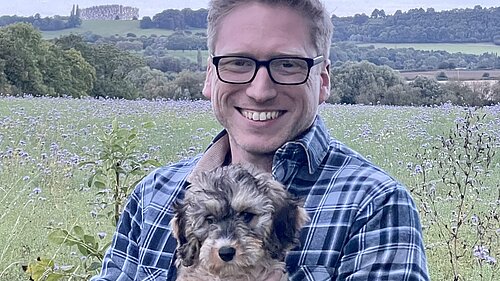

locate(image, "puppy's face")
(172, 165), (308, 276)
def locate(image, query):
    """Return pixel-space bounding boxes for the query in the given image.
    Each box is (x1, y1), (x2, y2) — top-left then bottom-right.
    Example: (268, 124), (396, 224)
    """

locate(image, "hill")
(41, 20), (178, 39)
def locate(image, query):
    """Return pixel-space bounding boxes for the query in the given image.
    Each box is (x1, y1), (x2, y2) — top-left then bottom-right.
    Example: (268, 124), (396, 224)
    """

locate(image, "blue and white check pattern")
(92, 116), (429, 281)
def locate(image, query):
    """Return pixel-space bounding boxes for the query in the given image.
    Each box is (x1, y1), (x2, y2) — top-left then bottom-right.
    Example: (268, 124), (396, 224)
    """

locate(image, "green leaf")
(142, 121), (156, 129)
(112, 118), (118, 131)
(77, 244), (90, 256)
(83, 234), (96, 246)
(72, 225), (85, 237)
(112, 144), (124, 152)
(142, 159), (161, 167)
(88, 261), (102, 271)
(78, 161), (96, 167)
(127, 133), (137, 141)
(45, 273), (65, 281)
(48, 229), (70, 244)
(93, 180), (107, 190)
(87, 173), (96, 188)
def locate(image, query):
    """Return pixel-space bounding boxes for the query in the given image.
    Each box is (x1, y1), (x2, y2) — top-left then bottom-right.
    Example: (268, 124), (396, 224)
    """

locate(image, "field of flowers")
(0, 96), (498, 280)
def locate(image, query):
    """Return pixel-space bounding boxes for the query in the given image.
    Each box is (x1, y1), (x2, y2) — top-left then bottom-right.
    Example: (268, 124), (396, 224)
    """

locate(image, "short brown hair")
(207, 0), (333, 58)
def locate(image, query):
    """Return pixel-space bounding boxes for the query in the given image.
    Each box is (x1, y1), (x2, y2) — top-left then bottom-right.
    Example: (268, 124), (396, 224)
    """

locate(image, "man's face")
(203, 2), (330, 161)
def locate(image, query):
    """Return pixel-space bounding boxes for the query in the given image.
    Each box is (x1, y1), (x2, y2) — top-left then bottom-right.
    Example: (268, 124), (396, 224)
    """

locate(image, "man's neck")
(230, 150), (274, 173)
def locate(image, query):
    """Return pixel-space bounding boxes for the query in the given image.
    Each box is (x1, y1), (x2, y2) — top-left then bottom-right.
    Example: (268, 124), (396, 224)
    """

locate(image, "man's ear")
(202, 58), (213, 99)
(319, 59), (331, 104)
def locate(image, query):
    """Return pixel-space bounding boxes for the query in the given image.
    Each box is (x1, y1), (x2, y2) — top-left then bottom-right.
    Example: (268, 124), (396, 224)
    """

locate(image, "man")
(92, 0), (429, 280)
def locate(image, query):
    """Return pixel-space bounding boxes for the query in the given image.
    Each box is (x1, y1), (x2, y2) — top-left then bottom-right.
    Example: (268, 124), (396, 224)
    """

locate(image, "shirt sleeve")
(90, 186), (143, 281)
(337, 183), (429, 281)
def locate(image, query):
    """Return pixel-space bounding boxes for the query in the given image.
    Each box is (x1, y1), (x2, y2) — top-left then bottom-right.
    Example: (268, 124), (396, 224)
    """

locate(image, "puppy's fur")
(171, 164), (308, 281)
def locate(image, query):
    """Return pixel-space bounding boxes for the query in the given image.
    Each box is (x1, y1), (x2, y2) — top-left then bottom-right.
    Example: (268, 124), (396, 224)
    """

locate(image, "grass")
(356, 42), (500, 55)
(0, 97), (498, 280)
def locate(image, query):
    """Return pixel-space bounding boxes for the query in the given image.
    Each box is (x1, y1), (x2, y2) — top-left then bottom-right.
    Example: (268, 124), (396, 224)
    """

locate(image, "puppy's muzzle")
(218, 246), (236, 262)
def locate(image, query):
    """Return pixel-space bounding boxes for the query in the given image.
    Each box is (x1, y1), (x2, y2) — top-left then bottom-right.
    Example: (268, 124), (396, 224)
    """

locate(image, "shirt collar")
(189, 115), (330, 179)
(187, 130), (230, 182)
(276, 116), (330, 174)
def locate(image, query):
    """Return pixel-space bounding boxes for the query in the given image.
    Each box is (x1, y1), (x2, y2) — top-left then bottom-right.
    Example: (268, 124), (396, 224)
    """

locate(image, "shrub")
(436, 71), (449, 81)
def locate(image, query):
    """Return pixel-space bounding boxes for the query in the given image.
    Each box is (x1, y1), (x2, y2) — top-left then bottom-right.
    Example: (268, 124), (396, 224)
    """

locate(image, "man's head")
(207, 0), (333, 59)
(203, 0), (333, 168)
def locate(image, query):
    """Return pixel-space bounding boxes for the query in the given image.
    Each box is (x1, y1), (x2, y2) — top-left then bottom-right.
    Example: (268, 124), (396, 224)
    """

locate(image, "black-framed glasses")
(211, 55), (324, 85)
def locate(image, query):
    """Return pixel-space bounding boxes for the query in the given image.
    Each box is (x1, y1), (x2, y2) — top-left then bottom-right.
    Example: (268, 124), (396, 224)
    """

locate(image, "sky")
(0, 0), (498, 18)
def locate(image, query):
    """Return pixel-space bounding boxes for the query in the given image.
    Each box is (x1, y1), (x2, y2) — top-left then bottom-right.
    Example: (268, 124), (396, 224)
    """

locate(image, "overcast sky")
(0, 0), (498, 17)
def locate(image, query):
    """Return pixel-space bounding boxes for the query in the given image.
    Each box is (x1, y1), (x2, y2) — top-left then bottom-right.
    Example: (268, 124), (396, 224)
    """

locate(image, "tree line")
(0, 5), (81, 31)
(332, 5), (500, 44)
(3, 4), (499, 45)
(140, 8), (208, 30)
(137, 6), (500, 45)
(331, 42), (500, 70)
(0, 23), (205, 100)
(74, 31), (499, 72)
(79, 5), (139, 20)
(328, 61), (500, 106)
(1, 23), (499, 106)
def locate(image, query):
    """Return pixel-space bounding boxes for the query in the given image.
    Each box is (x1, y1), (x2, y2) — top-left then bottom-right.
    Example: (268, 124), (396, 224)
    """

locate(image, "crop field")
(41, 20), (205, 39)
(357, 42), (500, 55)
(399, 69), (500, 81)
(0, 97), (498, 280)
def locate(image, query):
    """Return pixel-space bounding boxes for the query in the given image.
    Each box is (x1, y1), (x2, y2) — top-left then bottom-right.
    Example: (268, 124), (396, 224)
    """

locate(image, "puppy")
(171, 164), (308, 281)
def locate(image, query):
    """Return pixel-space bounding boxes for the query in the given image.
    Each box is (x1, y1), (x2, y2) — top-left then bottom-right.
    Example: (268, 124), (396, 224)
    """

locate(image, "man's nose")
(245, 66), (277, 102)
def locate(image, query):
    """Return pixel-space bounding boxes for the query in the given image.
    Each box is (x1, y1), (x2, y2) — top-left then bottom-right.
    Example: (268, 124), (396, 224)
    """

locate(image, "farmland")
(40, 20), (204, 39)
(0, 96), (498, 280)
(356, 42), (500, 55)
(40, 20), (500, 57)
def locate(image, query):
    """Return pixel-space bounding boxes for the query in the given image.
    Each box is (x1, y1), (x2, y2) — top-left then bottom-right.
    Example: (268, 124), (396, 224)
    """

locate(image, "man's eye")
(228, 59), (252, 67)
(239, 211), (255, 223)
(281, 61), (297, 68)
(277, 59), (302, 69)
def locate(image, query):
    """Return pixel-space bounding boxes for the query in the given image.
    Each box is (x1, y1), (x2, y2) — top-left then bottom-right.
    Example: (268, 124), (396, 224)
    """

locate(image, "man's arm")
(91, 188), (143, 281)
(287, 182), (429, 281)
(337, 183), (429, 280)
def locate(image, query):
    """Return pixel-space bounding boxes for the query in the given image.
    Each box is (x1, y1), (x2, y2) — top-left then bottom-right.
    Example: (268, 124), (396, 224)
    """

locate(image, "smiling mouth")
(239, 109), (282, 121)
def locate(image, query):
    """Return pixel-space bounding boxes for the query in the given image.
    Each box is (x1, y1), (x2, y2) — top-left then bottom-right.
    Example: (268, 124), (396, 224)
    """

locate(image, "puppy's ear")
(171, 202), (200, 267)
(267, 197), (309, 260)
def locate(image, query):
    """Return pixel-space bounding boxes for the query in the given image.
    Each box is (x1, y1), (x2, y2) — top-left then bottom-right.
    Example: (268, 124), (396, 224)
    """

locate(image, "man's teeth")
(241, 110), (280, 121)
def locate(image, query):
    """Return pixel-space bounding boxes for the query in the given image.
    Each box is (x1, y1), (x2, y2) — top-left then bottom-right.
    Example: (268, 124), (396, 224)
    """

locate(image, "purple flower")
(414, 165), (423, 174)
(473, 245), (497, 265)
(97, 232), (107, 239)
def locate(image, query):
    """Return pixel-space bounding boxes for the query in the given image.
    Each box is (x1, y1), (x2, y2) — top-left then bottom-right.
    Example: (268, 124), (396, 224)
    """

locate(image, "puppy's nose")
(218, 246), (236, 262)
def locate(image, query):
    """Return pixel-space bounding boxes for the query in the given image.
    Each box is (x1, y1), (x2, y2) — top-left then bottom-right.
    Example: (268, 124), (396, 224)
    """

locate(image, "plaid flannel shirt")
(92, 116), (429, 281)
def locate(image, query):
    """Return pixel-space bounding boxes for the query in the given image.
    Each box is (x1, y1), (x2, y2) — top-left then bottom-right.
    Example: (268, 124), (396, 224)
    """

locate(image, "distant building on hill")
(78, 4), (139, 20)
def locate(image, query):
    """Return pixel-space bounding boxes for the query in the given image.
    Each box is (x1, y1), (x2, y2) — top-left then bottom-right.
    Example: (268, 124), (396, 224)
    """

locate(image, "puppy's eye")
(205, 216), (215, 224)
(240, 211), (255, 223)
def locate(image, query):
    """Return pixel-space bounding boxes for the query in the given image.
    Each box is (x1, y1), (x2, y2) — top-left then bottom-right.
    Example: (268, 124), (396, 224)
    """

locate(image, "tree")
(0, 23), (49, 95)
(409, 76), (446, 105)
(85, 44), (145, 99)
(153, 9), (185, 29)
(0, 24), (95, 97)
(329, 61), (404, 104)
(171, 70), (205, 99)
(42, 46), (95, 97)
(140, 16), (155, 29)
(371, 9), (380, 19)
